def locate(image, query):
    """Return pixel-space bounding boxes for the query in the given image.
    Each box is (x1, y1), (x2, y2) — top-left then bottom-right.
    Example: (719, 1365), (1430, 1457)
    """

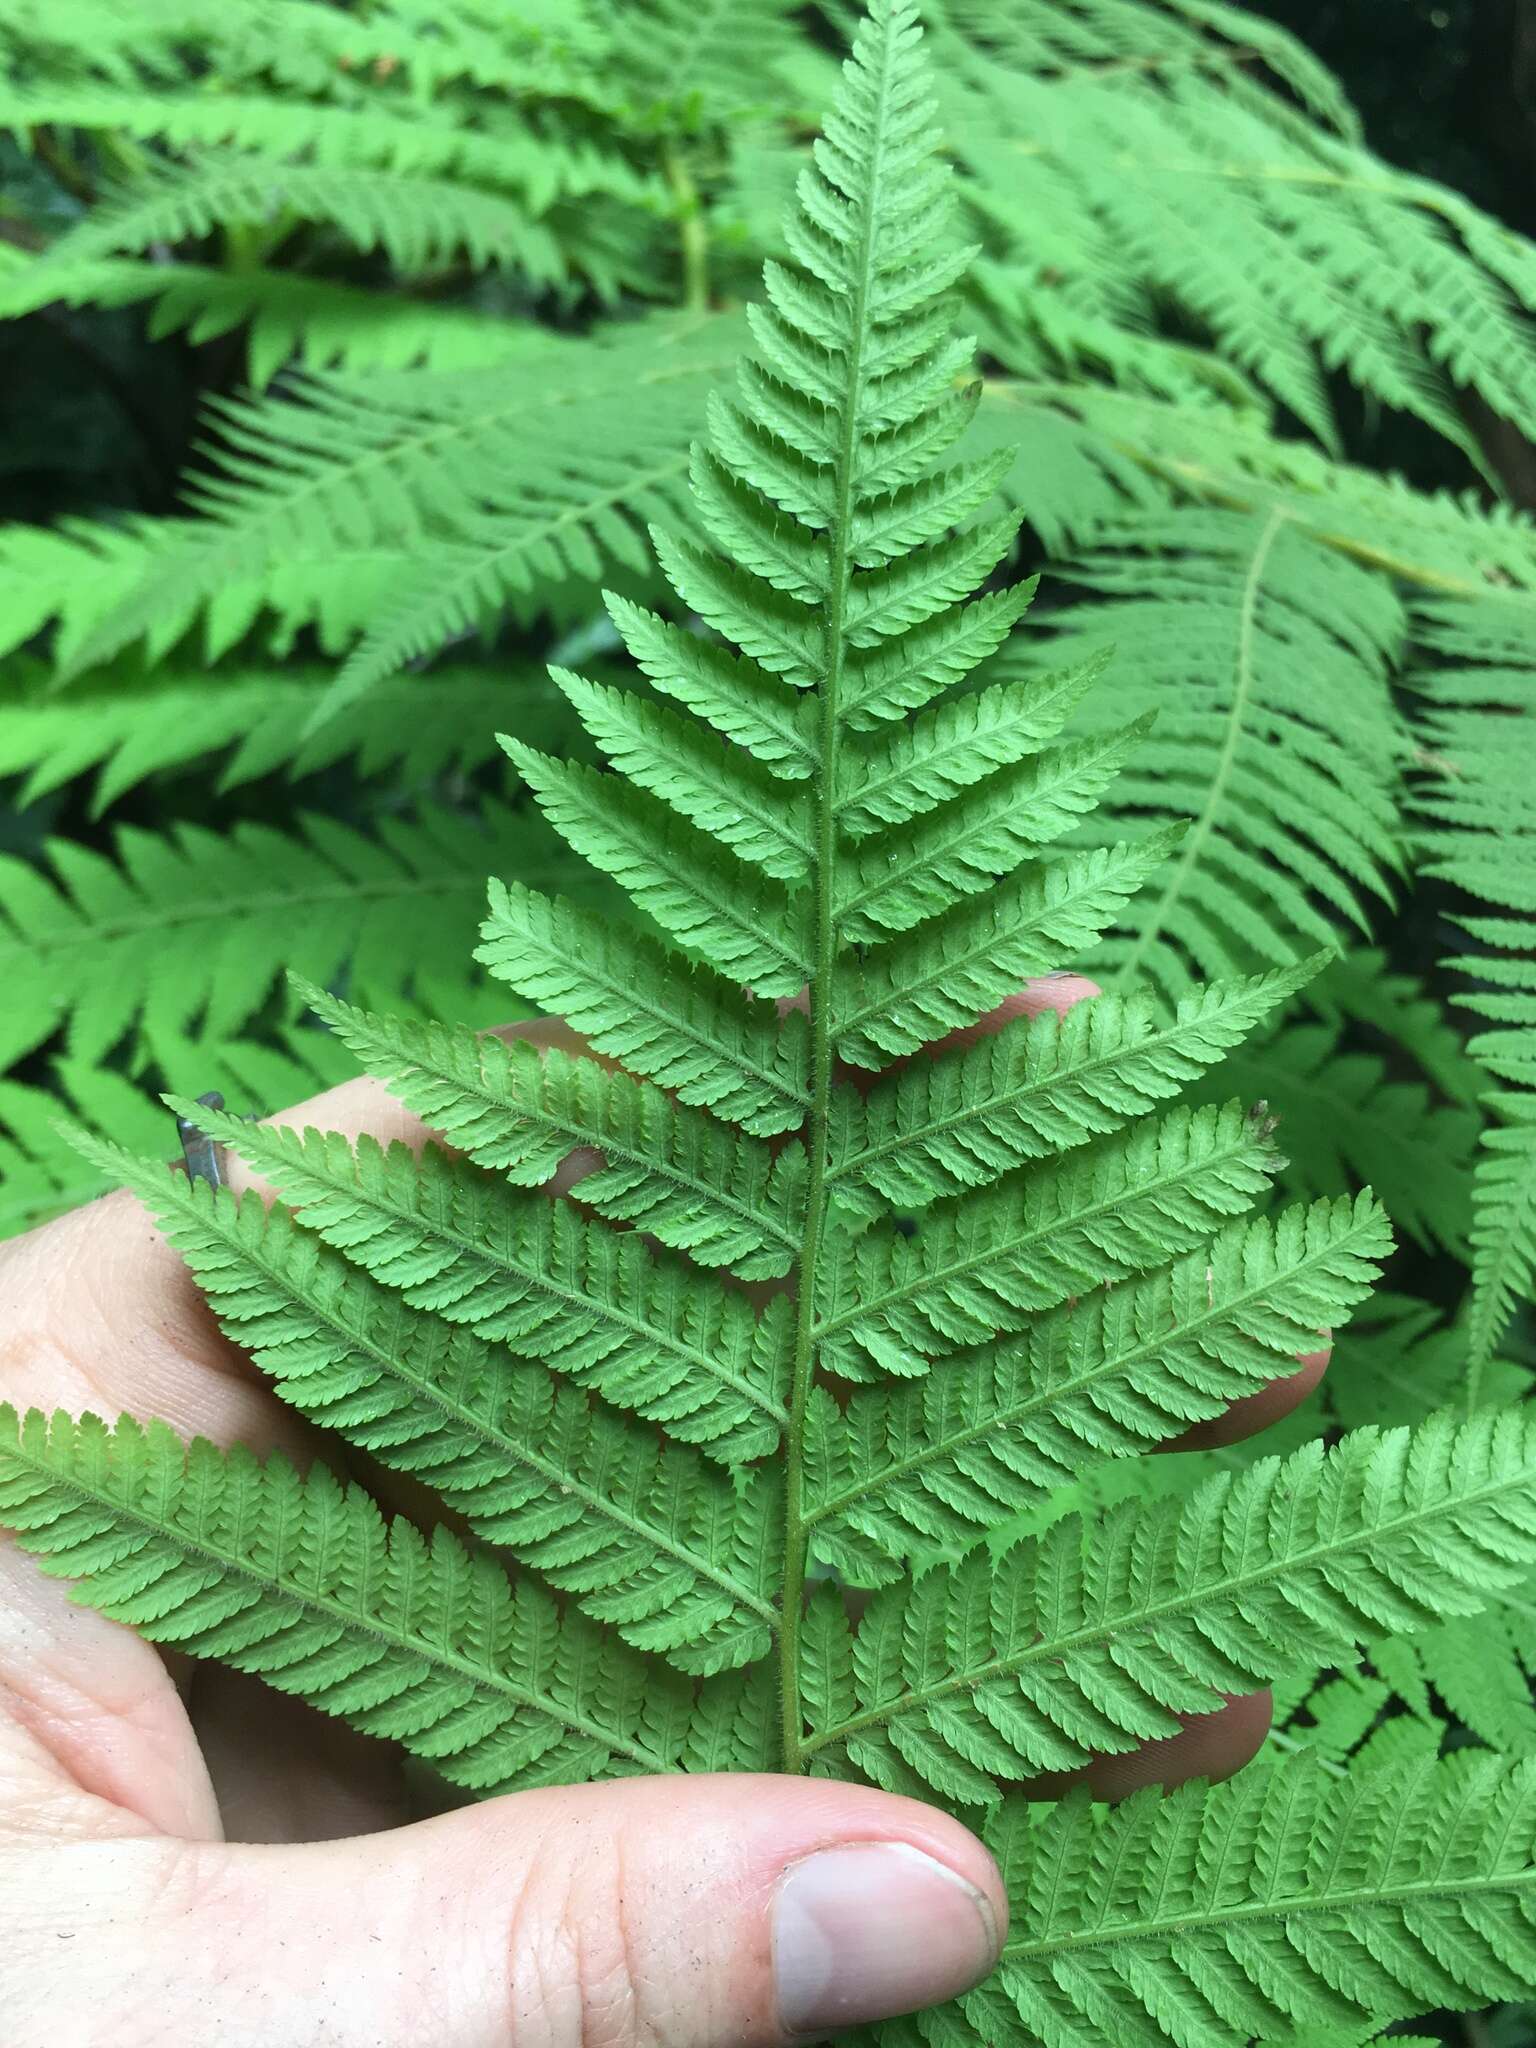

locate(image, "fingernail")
(773, 1842), (1000, 2034)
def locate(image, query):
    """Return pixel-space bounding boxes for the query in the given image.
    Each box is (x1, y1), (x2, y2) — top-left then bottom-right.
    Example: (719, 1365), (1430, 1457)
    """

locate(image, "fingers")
(44, 1776), (1005, 2048)
(1157, 1344), (1331, 1454)
(0, 1539), (221, 1844)
(187, 1666), (412, 1845)
(0, 1190), (312, 1463)
(1018, 1690), (1274, 1805)
(923, 971), (1103, 1055)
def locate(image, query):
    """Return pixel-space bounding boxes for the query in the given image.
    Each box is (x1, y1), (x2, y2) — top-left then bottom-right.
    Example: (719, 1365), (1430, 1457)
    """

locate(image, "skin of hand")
(0, 975), (1329, 2048)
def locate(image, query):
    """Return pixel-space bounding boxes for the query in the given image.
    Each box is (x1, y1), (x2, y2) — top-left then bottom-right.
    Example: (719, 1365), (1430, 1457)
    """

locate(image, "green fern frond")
(1021, 507), (1406, 1000)
(0, 799), (567, 1065)
(0, 254), (526, 383)
(3, 89), (655, 210)
(167, 1100), (795, 1465)
(1202, 1012), (1478, 1255)
(85, 1143), (781, 1673)
(0, 655), (540, 812)
(0, 1405), (705, 1790)
(962, 1751), (1536, 2048)
(1376, 1604), (1536, 1759)
(802, 1408), (1536, 1800)
(35, 151), (638, 296)
(300, 985), (807, 1280)
(611, 0), (813, 126)
(934, 0), (1536, 467)
(1411, 594), (1536, 1400)
(935, 0), (1361, 140)
(0, 0), (606, 99)
(807, 1191), (1392, 1580)
(15, 16), (1517, 2045)
(60, 315), (737, 691)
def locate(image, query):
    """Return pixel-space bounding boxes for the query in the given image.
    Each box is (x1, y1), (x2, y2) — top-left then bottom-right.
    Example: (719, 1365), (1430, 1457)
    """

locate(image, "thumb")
(69, 1774), (1006, 2046)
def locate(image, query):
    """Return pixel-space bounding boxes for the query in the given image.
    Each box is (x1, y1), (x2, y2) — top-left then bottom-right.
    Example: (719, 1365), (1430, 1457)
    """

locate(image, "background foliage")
(0, 1), (1534, 2040)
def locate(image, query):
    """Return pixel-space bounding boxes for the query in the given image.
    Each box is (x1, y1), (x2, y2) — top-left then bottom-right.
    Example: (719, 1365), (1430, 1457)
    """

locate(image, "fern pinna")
(6, 7), (1536, 2043)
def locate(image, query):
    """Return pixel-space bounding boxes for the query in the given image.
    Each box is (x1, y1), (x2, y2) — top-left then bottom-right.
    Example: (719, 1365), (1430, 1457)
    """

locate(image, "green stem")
(777, 23), (894, 1778)
(663, 143), (710, 314)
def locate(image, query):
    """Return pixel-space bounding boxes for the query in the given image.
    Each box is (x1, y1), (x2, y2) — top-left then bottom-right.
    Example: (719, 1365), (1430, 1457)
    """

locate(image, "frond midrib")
(1115, 504), (1288, 984)
(779, 4), (903, 1773)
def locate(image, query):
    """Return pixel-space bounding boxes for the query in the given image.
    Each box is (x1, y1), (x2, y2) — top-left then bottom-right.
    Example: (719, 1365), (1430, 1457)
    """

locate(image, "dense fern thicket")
(0, 1), (1534, 2043)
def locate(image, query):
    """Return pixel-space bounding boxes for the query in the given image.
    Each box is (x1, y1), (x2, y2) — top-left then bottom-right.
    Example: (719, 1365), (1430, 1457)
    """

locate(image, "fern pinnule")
(802, 1406), (1536, 1802)
(164, 1099), (794, 1467)
(298, 984), (806, 1281)
(0, 799), (557, 1067)
(807, 1190), (1393, 1581)
(1412, 594), (1536, 1401)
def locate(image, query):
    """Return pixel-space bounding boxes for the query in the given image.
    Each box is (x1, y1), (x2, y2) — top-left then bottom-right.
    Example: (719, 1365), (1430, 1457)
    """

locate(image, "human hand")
(0, 974), (1327, 2047)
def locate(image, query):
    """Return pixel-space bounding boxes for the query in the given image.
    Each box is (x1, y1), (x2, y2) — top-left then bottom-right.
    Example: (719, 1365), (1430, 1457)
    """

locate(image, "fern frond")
(1411, 594), (1536, 1399)
(808, 1192), (1392, 1580)
(3, 88), (654, 209)
(827, 961), (1315, 1218)
(34, 150), (642, 296)
(963, 1751), (1536, 2048)
(475, 881), (810, 1137)
(20, 22), (1510, 2045)
(935, 0), (1536, 467)
(0, 254), (525, 383)
(170, 1101), (793, 1465)
(611, 0), (814, 125)
(1375, 1603), (1536, 1760)
(88, 1146), (780, 1674)
(1203, 1012), (1478, 1255)
(1020, 507), (1405, 999)
(0, 655), (533, 812)
(815, 1100), (1281, 1379)
(803, 1407), (1536, 1800)
(61, 315), (736, 691)
(0, 800), (566, 1065)
(301, 985), (807, 1281)
(0, 1406), (699, 1790)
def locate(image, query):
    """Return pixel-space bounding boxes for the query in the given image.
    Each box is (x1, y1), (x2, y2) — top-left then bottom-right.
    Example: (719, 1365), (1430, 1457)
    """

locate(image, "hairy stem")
(778, 16), (896, 1775)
